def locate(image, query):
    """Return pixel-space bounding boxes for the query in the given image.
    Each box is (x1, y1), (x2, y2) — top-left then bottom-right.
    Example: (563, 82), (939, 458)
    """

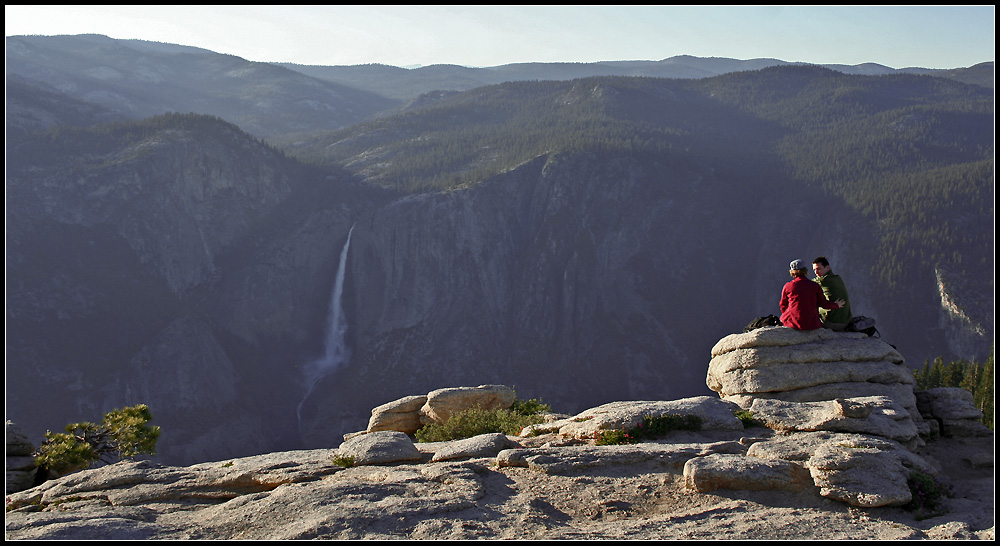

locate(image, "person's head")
(812, 256), (831, 277)
(789, 259), (808, 278)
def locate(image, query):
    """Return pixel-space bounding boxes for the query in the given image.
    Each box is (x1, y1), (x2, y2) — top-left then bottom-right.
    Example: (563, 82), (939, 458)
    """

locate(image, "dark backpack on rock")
(744, 315), (782, 333)
(846, 315), (879, 338)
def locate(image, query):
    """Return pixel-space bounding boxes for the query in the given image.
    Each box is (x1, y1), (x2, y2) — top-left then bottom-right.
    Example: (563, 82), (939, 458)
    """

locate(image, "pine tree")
(34, 404), (161, 476)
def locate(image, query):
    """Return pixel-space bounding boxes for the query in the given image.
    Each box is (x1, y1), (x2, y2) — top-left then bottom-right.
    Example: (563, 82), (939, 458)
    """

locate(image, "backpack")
(846, 315), (879, 338)
(744, 315), (782, 333)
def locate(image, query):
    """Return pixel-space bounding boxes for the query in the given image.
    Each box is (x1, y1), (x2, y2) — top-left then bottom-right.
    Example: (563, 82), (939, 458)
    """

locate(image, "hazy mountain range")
(5, 34), (994, 465)
(7, 33), (993, 137)
(276, 54), (995, 101)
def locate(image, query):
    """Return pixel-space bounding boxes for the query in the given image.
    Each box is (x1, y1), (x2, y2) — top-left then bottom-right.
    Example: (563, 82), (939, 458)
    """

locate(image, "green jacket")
(814, 272), (852, 324)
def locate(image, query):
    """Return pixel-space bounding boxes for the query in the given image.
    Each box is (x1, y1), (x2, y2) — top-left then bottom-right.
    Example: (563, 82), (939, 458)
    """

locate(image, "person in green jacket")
(812, 256), (852, 330)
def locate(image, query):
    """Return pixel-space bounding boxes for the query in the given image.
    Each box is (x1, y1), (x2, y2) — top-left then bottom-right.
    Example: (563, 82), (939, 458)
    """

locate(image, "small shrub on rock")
(509, 397), (551, 416)
(414, 398), (549, 442)
(331, 454), (356, 468)
(595, 414), (702, 445)
(734, 409), (765, 428)
(904, 469), (952, 520)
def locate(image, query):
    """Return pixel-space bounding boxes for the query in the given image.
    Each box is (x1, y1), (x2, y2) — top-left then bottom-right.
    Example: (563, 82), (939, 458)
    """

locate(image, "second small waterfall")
(297, 224), (355, 429)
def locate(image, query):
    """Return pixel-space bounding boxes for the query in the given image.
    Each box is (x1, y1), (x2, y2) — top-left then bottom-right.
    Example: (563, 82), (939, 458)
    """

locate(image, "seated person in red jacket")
(779, 259), (846, 330)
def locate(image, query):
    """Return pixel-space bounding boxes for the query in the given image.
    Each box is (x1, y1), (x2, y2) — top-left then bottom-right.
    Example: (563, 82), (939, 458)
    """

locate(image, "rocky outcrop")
(805, 434), (933, 507)
(366, 395), (428, 435)
(915, 387), (993, 438)
(364, 385), (516, 436)
(336, 431), (423, 465)
(420, 385), (517, 425)
(497, 439), (745, 475)
(695, 327), (995, 508)
(6, 402), (994, 540)
(748, 396), (918, 442)
(707, 327), (928, 445)
(707, 328), (911, 400)
(522, 397), (746, 439)
(683, 453), (814, 493)
(5, 384), (994, 540)
(426, 433), (512, 463)
(6, 421), (38, 494)
(344, 387), (975, 510)
(345, 367), (992, 511)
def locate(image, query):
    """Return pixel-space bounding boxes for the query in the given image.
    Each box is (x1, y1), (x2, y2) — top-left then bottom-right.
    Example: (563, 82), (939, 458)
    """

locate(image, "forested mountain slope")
(5, 34), (400, 138)
(281, 66), (993, 306)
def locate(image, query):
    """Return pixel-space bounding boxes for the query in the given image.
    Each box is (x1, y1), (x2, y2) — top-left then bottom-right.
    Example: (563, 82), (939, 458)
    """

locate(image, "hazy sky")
(5, 5), (995, 69)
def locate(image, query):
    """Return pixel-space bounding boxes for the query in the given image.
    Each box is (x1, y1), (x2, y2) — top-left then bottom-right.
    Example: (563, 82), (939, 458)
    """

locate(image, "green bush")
(904, 469), (952, 520)
(595, 414), (702, 445)
(34, 404), (161, 475)
(594, 428), (636, 446)
(734, 409), (765, 428)
(414, 397), (550, 443)
(331, 454), (356, 468)
(509, 397), (552, 416)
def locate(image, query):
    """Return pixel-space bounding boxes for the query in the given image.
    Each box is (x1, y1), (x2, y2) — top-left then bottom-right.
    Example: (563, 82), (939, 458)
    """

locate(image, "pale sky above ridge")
(5, 5), (995, 70)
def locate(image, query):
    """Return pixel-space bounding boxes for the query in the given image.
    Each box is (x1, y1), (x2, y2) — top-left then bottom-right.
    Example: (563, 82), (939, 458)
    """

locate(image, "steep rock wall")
(5, 121), (369, 465)
(296, 151), (900, 446)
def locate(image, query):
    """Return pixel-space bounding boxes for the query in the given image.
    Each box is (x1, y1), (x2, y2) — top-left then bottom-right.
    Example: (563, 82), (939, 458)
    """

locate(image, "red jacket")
(779, 276), (839, 330)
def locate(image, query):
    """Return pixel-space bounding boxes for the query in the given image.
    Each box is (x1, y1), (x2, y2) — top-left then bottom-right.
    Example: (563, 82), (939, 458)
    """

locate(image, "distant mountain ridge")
(6, 34), (994, 140)
(277, 54), (995, 101)
(5, 34), (399, 138)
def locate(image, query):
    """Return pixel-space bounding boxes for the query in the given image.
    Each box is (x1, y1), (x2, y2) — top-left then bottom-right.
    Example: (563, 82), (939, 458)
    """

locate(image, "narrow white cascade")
(297, 224), (355, 429)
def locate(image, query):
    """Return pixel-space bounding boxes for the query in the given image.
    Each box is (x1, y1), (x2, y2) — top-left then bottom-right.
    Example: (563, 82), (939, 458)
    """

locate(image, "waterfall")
(297, 224), (355, 428)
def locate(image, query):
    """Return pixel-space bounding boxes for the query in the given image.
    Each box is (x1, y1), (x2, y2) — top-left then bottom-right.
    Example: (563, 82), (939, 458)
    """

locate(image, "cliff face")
(5, 117), (373, 464)
(296, 150), (911, 447)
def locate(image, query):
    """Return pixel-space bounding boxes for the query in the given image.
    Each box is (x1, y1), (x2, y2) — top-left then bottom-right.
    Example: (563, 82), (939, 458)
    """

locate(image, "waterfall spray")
(297, 224), (355, 429)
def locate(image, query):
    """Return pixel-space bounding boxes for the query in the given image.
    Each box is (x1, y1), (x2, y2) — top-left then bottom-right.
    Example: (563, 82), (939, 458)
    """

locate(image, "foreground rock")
(337, 431), (423, 465)
(7, 346), (993, 541)
(530, 397), (746, 440)
(5, 421), (992, 540)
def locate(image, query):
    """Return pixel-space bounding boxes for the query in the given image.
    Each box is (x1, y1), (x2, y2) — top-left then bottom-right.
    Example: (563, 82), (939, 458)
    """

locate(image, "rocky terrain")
(6, 329), (993, 540)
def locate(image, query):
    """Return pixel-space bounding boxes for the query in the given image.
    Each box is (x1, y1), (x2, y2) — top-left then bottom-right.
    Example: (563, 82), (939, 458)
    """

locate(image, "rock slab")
(364, 385), (516, 437)
(707, 327), (927, 442)
(6, 421), (38, 494)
